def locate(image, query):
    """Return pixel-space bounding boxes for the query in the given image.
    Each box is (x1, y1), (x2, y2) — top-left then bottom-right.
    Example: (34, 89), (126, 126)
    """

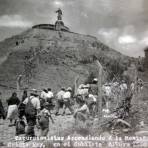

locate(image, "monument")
(55, 8), (65, 31)
(32, 9), (69, 32)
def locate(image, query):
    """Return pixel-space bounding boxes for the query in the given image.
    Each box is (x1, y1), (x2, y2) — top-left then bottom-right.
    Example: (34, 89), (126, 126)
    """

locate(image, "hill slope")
(0, 28), (130, 91)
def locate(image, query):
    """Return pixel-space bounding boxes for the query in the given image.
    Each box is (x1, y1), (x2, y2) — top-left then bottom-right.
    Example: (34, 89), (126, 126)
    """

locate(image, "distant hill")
(0, 28), (130, 91)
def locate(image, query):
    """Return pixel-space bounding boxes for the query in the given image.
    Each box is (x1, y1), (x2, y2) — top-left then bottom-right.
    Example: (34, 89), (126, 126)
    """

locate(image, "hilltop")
(0, 28), (130, 91)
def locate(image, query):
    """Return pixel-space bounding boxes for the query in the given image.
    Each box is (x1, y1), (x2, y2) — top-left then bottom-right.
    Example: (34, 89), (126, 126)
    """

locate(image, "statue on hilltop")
(32, 8), (69, 32)
(56, 8), (62, 21)
(54, 8), (69, 32)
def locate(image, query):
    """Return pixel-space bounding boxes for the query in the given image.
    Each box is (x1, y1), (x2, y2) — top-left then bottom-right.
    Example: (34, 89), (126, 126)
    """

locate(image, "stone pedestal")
(55, 20), (64, 31)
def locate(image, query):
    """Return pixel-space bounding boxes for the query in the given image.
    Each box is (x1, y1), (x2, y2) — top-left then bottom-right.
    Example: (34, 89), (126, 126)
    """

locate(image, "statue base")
(32, 21), (70, 32)
(55, 20), (64, 31)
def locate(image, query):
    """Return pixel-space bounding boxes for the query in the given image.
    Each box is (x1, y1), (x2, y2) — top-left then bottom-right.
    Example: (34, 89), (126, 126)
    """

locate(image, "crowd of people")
(0, 78), (99, 140)
(0, 77), (144, 141)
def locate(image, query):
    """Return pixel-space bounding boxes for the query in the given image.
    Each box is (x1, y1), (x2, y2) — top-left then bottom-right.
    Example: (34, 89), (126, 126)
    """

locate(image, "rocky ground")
(0, 111), (74, 148)
(1, 100), (148, 148)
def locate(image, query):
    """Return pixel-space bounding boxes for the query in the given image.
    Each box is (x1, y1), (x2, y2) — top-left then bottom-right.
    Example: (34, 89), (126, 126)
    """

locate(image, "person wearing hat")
(55, 87), (65, 116)
(40, 89), (48, 110)
(102, 83), (112, 110)
(87, 93), (97, 117)
(120, 80), (127, 97)
(18, 89), (28, 119)
(40, 89), (48, 101)
(46, 88), (54, 103)
(93, 78), (98, 83)
(89, 78), (98, 96)
(23, 89), (40, 138)
(87, 79), (98, 116)
(38, 102), (54, 136)
(77, 84), (89, 97)
(74, 96), (89, 123)
(62, 87), (74, 115)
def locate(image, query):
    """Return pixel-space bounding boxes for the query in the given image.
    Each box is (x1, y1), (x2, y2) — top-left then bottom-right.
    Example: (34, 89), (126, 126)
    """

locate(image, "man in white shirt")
(103, 84), (112, 110)
(130, 81), (135, 93)
(120, 80), (127, 97)
(137, 78), (143, 92)
(77, 84), (89, 100)
(62, 87), (74, 115)
(120, 82), (127, 91)
(46, 88), (54, 103)
(47, 88), (54, 98)
(23, 96), (40, 112)
(23, 89), (40, 138)
(105, 85), (112, 97)
(40, 89), (48, 100)
(55, 87), (65, 115)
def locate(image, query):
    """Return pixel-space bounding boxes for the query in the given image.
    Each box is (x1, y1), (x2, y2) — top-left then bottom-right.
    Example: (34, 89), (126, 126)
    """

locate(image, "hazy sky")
(0, 0), (148, 57)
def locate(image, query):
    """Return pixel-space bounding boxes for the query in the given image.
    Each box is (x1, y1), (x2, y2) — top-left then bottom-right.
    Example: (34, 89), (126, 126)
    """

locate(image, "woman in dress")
(7, 92), (20, 126)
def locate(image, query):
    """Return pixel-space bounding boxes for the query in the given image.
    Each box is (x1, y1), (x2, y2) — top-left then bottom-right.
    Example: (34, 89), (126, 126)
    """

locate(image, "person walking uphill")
(74, 97), (89, 123)
(55, 87), (65, 116)
(89, 78), (98, 96)
(7, 92), (20, 126)
(23, 89), (40, 139)
(21, 90), (28, 102)
(46, 88), (54, 104)
(38, 102), (54, 137)
(62, 87), (74, 115)
(18, 90), (28, 118)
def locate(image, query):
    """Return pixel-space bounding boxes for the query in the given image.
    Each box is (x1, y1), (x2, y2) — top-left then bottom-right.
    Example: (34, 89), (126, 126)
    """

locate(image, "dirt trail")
(0, 113), (74, 148)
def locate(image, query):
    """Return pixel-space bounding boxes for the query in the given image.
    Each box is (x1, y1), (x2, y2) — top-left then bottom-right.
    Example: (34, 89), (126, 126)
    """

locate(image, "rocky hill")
(0, 28), (130, 91)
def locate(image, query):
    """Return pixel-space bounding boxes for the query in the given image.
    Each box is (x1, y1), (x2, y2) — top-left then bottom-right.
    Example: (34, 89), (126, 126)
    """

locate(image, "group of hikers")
(0, 77), (143, 141)
(0, 78), (98, 140)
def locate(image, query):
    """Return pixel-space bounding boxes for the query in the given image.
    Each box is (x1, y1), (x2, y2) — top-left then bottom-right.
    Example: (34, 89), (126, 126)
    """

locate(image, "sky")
(0, 0), (148, 57)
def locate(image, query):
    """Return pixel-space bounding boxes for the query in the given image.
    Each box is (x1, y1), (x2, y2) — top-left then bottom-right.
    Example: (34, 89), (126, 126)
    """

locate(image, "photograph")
(0, 0), (148, 147)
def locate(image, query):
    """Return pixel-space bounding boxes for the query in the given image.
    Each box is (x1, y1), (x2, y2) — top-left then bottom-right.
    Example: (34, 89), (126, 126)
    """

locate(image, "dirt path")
(0, 114), (74, 148)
